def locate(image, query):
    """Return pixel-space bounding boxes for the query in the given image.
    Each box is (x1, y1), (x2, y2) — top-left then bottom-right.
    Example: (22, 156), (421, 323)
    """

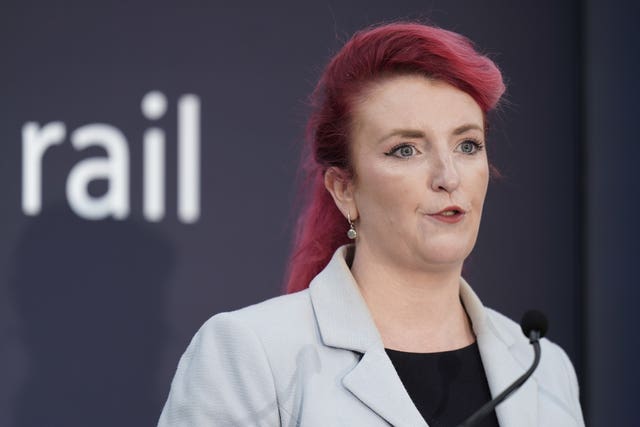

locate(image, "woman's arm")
(558, 346), (586, 426)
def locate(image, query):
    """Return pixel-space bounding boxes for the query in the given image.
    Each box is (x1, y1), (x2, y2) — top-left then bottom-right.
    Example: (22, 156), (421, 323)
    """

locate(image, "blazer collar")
(460, 279), (538, 427)
(309, 244), (538, 427)
(309, 245), (426, 426)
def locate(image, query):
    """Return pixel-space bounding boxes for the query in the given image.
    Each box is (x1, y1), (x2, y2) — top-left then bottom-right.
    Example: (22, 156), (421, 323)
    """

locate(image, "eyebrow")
(452, 123), (484, 135)
(378, 129), (426, 143)
(378, 123), (484, 144)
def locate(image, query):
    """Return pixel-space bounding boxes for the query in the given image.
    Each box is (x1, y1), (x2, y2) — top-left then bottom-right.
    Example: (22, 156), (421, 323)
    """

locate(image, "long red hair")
(285, 22), (506, 293)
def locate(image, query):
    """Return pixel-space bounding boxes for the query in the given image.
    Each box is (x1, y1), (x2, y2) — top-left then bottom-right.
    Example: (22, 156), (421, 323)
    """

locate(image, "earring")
(347, 212), (357, 240)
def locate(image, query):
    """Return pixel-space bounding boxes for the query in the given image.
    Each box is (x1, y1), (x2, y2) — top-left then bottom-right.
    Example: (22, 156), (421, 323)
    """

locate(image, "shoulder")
(202, 289), (316, 342)
(178, 290), (317, 376)
(485, 307), (576, 367)
(485, 307), (578, 377)
(159, 291), (315, 426)
(484, 308), (583, 421)
(192, 289), (322, 372)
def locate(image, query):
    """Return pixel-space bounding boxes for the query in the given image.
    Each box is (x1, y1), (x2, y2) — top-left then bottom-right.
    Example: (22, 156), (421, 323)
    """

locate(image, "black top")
(385, 342), (500, 427)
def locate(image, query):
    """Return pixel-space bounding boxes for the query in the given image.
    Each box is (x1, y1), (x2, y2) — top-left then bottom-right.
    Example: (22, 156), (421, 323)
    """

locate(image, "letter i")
(141, 91), (167, 222)
(178, 94), (201, 223)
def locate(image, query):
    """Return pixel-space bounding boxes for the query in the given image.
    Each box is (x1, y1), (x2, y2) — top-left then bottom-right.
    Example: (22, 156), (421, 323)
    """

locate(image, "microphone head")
(520, 310), (548, 339)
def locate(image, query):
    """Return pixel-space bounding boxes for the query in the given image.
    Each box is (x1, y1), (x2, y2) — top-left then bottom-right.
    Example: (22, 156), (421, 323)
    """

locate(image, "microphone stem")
(457, 335), (541, 427)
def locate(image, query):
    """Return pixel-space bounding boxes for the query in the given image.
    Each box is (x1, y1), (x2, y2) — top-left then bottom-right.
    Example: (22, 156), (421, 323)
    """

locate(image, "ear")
(324, 167), (358, 220)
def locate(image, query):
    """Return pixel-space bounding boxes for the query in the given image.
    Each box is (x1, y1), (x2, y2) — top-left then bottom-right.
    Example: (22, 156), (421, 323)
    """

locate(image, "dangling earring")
(347, 212), (357, 240)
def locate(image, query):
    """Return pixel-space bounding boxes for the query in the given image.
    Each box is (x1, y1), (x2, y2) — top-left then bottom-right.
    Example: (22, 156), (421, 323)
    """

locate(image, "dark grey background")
(0, 1), (636, 425)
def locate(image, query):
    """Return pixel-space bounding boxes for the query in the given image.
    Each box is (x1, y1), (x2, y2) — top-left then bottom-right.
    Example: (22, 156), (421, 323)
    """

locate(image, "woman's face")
(348, 74), (489, 271)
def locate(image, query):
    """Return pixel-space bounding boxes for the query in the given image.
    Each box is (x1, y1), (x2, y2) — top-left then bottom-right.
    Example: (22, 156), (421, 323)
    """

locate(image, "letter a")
(66, 124), (130, 220)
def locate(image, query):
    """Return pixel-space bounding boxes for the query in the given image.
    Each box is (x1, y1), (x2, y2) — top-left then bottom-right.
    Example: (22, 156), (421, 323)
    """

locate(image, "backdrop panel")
(0, 1), (610, 425)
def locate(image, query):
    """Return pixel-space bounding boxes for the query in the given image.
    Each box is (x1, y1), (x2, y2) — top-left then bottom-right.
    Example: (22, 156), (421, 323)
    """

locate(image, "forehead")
(350, 75), (484, 137)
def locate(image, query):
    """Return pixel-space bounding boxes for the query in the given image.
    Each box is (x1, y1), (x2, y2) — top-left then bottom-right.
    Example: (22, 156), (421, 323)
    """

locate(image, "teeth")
(441, 211), (456, 216)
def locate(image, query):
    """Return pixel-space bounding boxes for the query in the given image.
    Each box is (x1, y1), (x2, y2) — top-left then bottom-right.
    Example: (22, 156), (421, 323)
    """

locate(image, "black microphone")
(456, 310), (548, 427)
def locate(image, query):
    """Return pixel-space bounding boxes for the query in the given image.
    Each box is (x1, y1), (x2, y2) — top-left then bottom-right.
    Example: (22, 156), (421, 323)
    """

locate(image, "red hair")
(285, 22), (506, 293)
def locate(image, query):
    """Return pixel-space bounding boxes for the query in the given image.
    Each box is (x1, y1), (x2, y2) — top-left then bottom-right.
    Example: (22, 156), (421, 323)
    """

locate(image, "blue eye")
(458, 139), (484, 154)
(387, 144), (417, 158)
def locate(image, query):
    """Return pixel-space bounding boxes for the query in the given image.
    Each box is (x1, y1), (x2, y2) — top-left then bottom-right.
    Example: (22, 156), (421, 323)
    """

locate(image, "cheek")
(468, 162), (489, 207)
(353, 163), (418, 222)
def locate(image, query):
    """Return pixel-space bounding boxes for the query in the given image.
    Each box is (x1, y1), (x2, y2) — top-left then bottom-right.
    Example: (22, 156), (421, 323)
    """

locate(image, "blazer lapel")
(309, 245), (538, 427)
(342, 349), (427, 427)
(461, 281), (538, 427)
(309, 245), (427, 427)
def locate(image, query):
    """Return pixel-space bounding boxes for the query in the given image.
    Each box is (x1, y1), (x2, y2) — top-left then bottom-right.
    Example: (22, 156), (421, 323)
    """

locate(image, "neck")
(350, 243), (475, 353)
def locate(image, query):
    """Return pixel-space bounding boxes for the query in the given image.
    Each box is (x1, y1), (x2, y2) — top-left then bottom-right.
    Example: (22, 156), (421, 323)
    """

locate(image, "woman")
(159, 22), (585, 426)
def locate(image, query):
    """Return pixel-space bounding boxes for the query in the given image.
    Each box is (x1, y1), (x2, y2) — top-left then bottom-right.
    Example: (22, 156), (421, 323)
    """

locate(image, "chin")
(417, 243), (474, 267)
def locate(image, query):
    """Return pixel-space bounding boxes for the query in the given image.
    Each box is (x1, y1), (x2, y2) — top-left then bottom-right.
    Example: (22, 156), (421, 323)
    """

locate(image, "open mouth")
(427, 206), (466, 223)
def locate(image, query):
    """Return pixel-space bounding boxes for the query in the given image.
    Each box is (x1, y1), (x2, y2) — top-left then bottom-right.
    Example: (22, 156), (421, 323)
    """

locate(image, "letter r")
(22, 122), (66, 215)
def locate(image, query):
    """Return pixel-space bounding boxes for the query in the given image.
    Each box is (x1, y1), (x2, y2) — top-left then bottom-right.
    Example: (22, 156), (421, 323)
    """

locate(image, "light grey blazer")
(159, 245), (585, 426)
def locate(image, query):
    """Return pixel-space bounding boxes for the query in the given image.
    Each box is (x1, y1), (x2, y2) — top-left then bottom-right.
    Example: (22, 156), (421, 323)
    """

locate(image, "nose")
(430, 152), (460, 193)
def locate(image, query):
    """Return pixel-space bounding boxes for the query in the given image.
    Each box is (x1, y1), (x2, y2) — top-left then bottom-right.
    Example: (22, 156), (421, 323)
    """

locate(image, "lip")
(426, 205), (466, 224)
